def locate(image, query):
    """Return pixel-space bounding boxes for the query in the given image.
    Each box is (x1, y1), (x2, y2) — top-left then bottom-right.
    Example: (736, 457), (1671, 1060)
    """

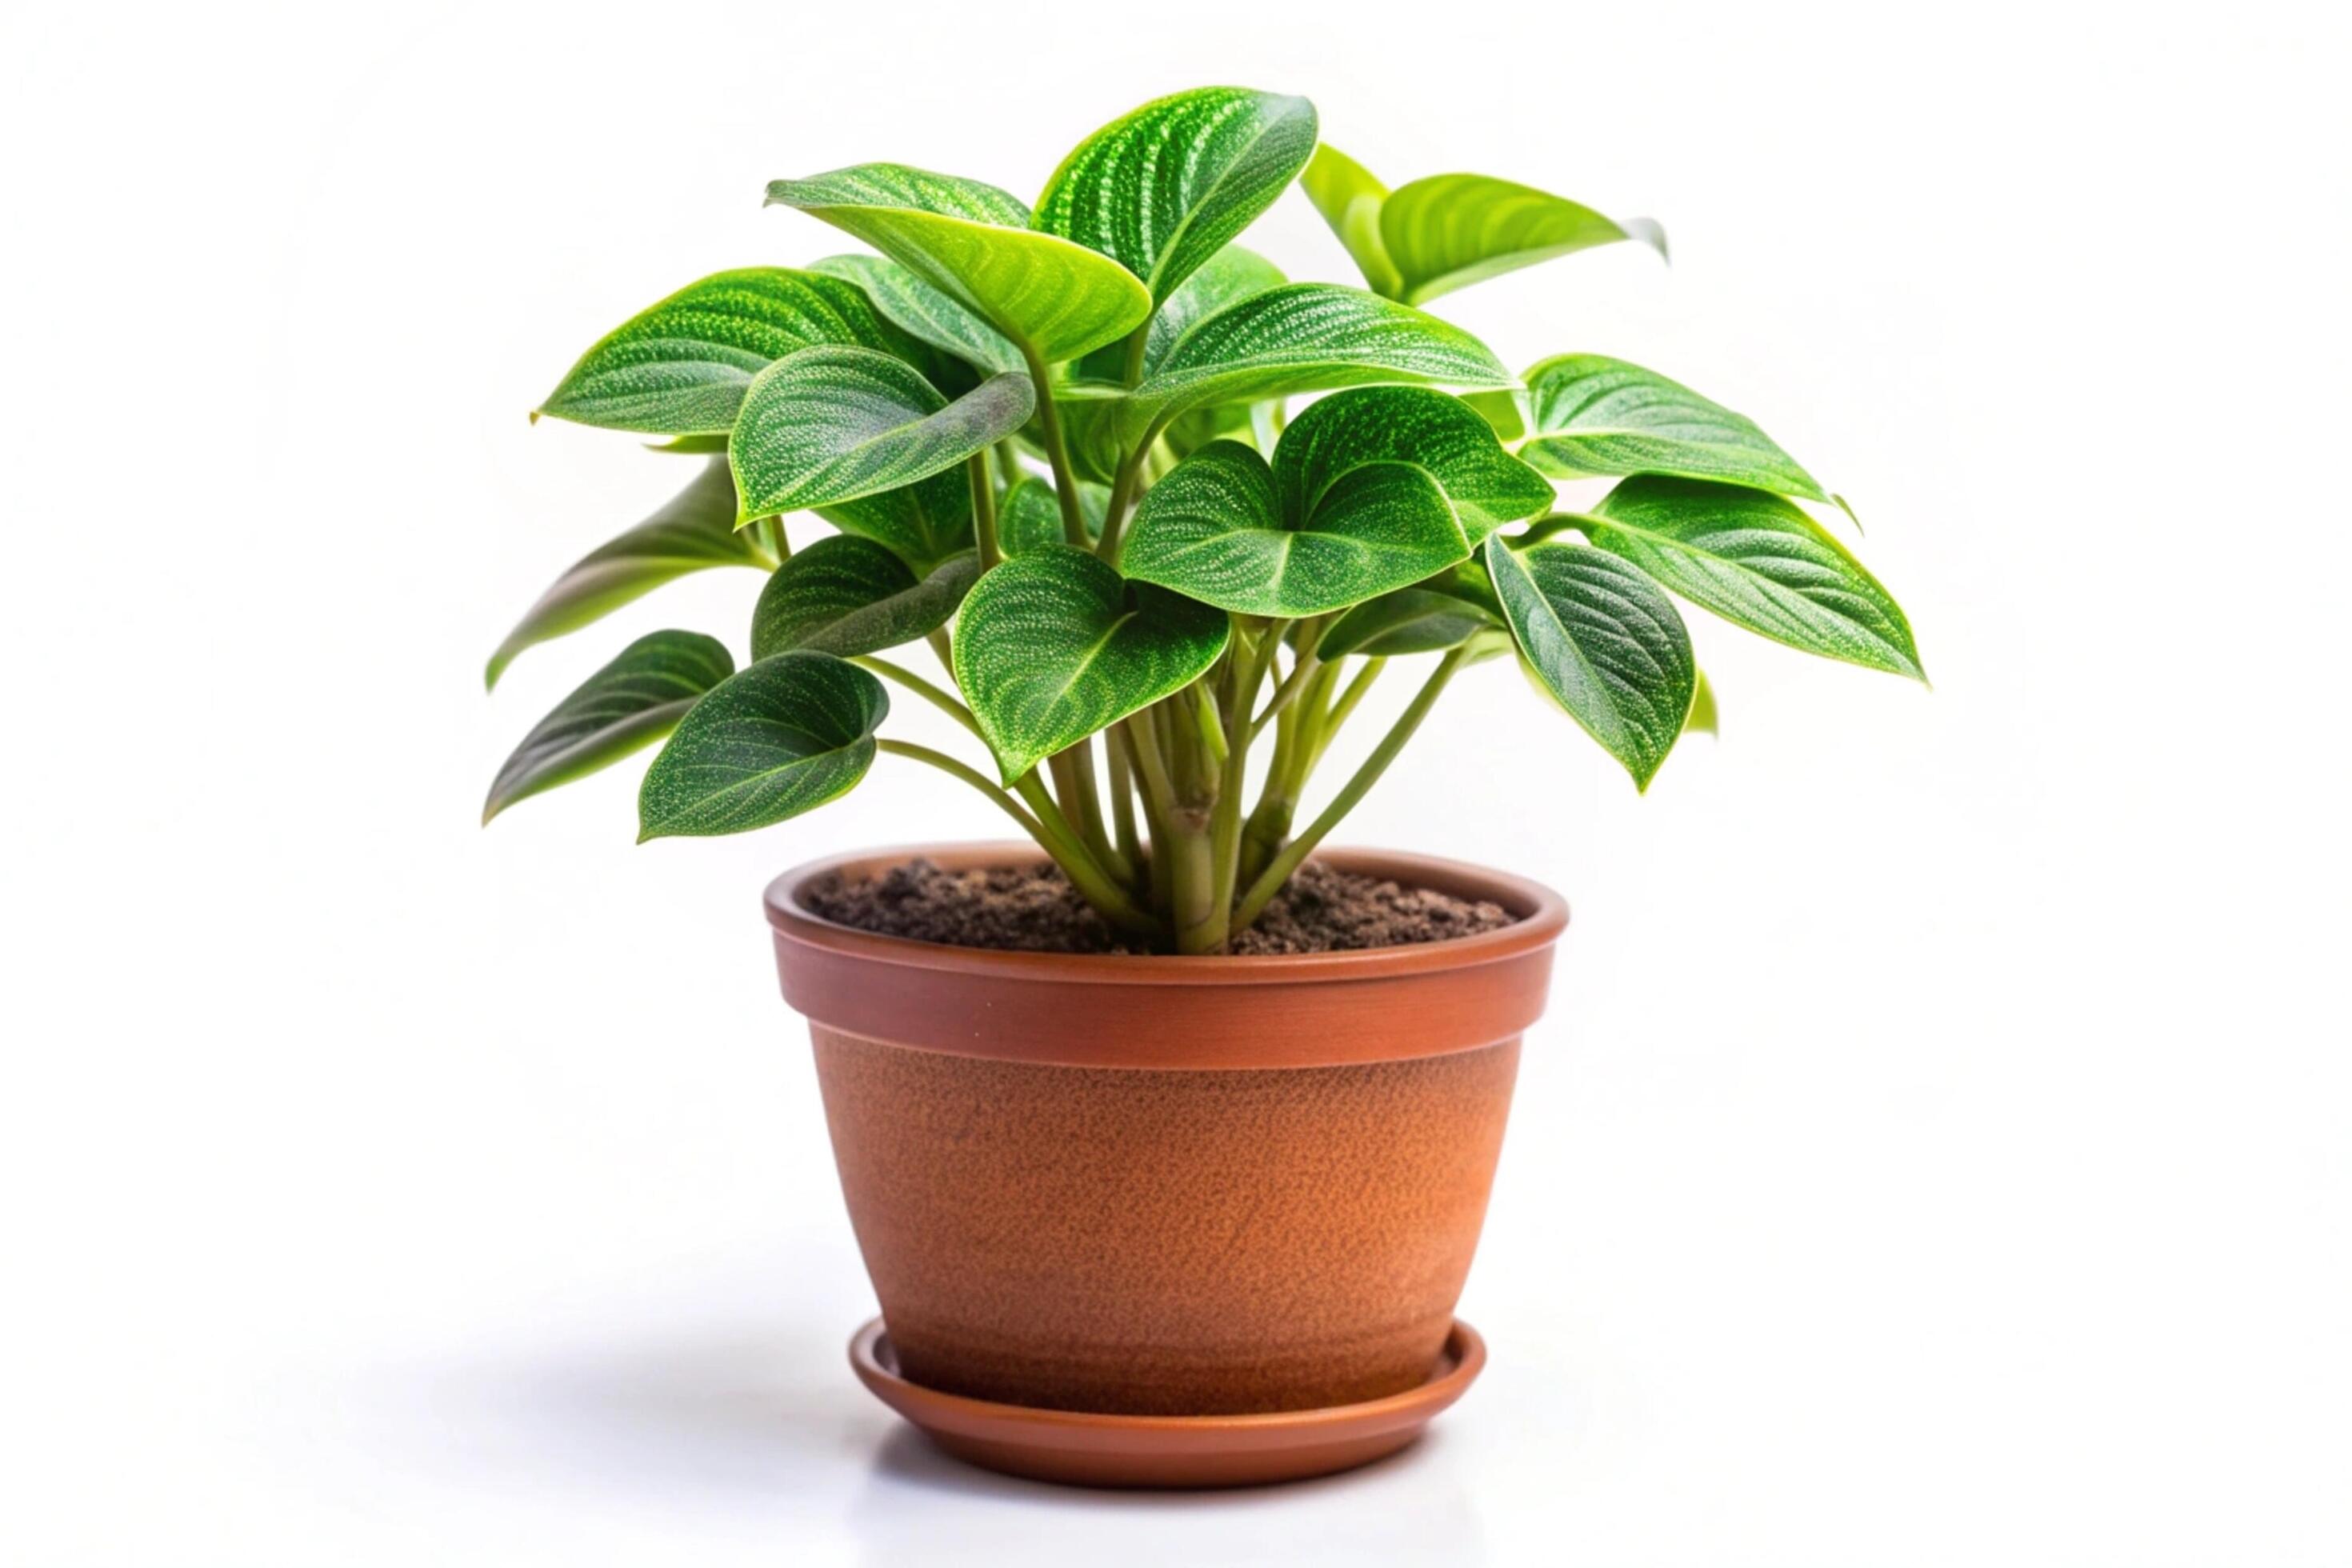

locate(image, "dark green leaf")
(1583, 476), (1923, 678)
(750, 535), (976, 660)
(1274, 386), (1554, 542)
(637, 651), (886, 839)
(1485, 534), (1695, 790)
(536, 268), (906, 435)
(1300, 144), (1402, 298)
(953, 546), (1229, 781)
(483, 631), (733, 823)
(1381, 174), (1666, 305)
(767, 163), (1151, 364)
(1034, 87), (1317, 306)
(815, 465), (974, 574)
(1124, 439), (1470, 616)
(999, 472), (1105, 556)
(1317, 562), (1503, 658)
(1521, 355), (1826, 500)
(1117, 283), (1515, 446)
(486, 458), (767, 690)
(808, 253), (1022, 375)
(1074, 245), (1287, 382)
(729, 346), (1032, 516)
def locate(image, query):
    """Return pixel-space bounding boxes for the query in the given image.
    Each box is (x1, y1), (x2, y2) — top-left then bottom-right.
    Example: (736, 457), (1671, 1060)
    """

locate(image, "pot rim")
(764, 841), (1567, 989)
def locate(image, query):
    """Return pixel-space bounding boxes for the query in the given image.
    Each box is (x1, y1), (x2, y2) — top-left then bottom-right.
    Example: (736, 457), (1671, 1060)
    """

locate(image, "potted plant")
(485, 86), (1922, 1487)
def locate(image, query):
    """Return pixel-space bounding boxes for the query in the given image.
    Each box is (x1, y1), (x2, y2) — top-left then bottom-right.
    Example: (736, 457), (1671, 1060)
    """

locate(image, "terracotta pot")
(766, 842), (1568, 1421)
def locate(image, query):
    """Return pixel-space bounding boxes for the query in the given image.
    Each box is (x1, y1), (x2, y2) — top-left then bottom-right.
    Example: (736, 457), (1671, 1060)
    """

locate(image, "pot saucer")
(848, 1317), (1485, 1489)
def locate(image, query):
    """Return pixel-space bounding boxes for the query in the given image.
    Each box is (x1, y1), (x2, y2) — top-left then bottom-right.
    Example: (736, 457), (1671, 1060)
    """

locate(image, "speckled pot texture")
(766, 843), (1569, 1421)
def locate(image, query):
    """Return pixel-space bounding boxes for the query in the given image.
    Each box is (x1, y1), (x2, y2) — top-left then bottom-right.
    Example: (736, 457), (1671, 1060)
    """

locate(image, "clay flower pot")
(766, 842), (1569, 1486)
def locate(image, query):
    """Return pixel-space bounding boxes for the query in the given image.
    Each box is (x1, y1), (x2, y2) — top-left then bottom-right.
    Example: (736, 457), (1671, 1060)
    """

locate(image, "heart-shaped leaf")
(637, 651), (886, 839)
(1583, 476), (1922, 678)
(1485, 534), (1694, 790)
(1299, 144), (1403, 298)
(814, 466), (974, 574)
(1116, 283), (1516, 446)
(1274, 386), (1554, 543)
(483, 631), (734, 823)
(1124, 439), (1470, 617)
(768, 164), (1151, 364)
(486, 458), (768, 689)
(1318, 562), (1504, 658)
(729, 346), (1032, 518)
(953, 546), (1229, 782)
(536, 268), (908, 435)
(1521, 355), (1826, 500)
(999, 472), (1106, 556)
(1034, 87), (1317, 306)
(1382, 174), (1666, 305)
(750, 535), (977, 660)
(809, 253), (1022, 375)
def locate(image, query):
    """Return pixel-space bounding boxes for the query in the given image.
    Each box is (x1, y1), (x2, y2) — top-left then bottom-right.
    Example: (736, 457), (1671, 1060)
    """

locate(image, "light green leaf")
(486, 458), (766, 690)
(999, 472), (1106, 556)
(815, 466), (973, 574)
(1686, 668), (1719, 735)
(1034, 87), (1317, 306)
(750, 535), (977, 660)
(808, 253), (1022, 375)
(536, 268), (906, 434)
(1074, 245), (1287, 382)
(1583, 476), (1923, 678)
(1124, 439), (1470, 617)
(1521, 355), (1826, 500)
(1463, 387), (1530, 442)
(1382, 174), (1666, 305)
(1485, 534), (1695, 790)
(767, 163), (1151, 364)
(729, 346), (1032, 518)
(637, 651), (886, 839)
(953, 546), (1229, 782)
(483, 631), (733, 823)
(1300, 144), (1402, 298)
(1274, 386), (1554, 542)
(1117, 283), (1515, 446)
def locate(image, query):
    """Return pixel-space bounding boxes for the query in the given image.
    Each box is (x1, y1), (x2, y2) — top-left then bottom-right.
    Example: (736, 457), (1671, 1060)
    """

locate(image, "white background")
(5, 2), (2347, 1563)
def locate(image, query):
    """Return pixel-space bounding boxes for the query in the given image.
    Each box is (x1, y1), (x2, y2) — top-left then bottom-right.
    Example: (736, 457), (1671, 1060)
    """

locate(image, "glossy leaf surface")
(1317, 561), (1503, 658)
(1074, 244), (1286, 383)
(953, 546), (1229, 781)
(486, 458), (766, 689)
(1382, 174), (1666, 304)
(768, 163), (1151, 363)
(1034, 87), (1317, 305)
(808, 253), (1022, 374)
(1273, 386), (1553, 543)
(1123, 439), (1470, 617)
(999, 473), (1106, 556)
(483, 631), (733, 823)
(750, 535), (976, 660)
(1117, 283), (1515, 445)
(537, 269), (904, 434)
(815, 465), (974, 573)
(1299, 144), (1402, 298)
(1584, 477), (1922, 678)
(729, 346), (1031, 518)
(1485, 534), (1694, 789)
(637, 651), (886, 838)
(1521, 355), (1826, 499)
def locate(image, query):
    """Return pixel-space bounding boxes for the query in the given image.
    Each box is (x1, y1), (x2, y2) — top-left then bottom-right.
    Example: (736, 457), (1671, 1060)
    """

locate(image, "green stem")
(1232, 646), (1468, 934)
(1106, 725), (1142, 882)
(1021, 347), (1091, 547)
(1310, 657), (1385, 771)
(968, 450), (1000, 570)
(876, 738), (1042, 836)
(854, 654), (981, 738)
(1009, 770), (1159, 935)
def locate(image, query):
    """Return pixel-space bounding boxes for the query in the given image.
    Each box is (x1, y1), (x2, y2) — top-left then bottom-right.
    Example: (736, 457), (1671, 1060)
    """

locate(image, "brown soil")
(801, 858), (1518, 956)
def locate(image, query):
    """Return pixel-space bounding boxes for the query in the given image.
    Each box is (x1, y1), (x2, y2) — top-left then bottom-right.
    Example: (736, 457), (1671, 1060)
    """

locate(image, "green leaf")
(999, 472), (1105, 556)
(1317, 560), (1504, 658)
(1124, 439), (1470, 617)
(750, 535), (977, 660)
(1521, 355), (1826, 500)
(1381, 174), (1666, 305)
(637, 651), (886, 839)
(536, 268), (907, 435)
(1485, 534), (1695, 790)
(729, 346), (1032, 517)
(485, 458), (766, 690)
(953, 546), (1229, 782)
(1300, 144), (1402, 298)
(1117, 283), (1515, 446)
(767, 163), (1152, 364)
(1582, 476), (1923, 678)
(1034, 87), (1318, 306)
(1074, 245), (1287, 383)
(808, 253), (1022, 375)
(815, 465), (973, 574)
(1274, 386), (1554, 543)
(1686, 668), (1719, 735)
(483, 631), (733, 823)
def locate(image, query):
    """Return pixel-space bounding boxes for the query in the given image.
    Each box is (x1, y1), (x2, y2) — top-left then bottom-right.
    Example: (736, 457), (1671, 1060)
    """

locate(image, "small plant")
(486, 87), (1922, 953)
